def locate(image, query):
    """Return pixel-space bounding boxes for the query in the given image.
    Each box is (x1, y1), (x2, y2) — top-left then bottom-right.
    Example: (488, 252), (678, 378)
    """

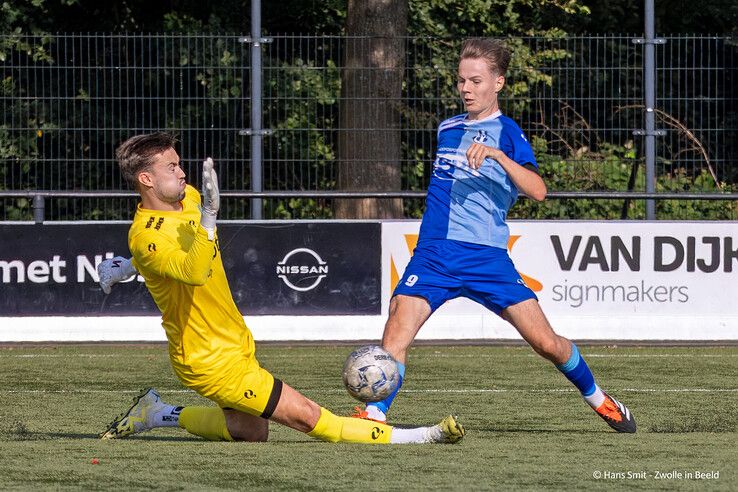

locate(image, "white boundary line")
(1, 353), (736, 359)
(2, 315), (738, 341)
(2, 388), (736, 394)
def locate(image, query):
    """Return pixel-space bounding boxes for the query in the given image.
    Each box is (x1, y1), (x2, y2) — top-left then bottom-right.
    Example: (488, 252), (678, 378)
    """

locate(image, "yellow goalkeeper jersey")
(128, 185), (254, 381)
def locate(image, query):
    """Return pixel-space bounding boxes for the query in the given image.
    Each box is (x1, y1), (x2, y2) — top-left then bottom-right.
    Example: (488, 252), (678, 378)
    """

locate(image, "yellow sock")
(307, 407), (392, 444)
(178, 407), (233, 441)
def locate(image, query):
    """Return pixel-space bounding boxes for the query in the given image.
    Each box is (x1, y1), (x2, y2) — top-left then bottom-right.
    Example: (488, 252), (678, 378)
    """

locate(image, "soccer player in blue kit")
(355, 38), (636, 433)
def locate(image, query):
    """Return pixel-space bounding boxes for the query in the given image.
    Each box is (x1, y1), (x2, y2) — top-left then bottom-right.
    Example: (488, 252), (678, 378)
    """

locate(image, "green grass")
(0, 344), (736, 491)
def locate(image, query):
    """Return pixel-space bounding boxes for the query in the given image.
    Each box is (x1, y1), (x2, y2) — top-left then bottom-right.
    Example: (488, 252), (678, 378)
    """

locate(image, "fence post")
(32, 195), (45, 224)
(643, 0), (656, 220)
(632, 1), (665, 220)
(250, 0), (264, 219)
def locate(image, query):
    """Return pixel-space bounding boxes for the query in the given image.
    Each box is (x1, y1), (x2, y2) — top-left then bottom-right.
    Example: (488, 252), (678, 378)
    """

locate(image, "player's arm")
(465, 142), (547, 201)
(131, 227), (215, 285)
(99, 229), (216, 290)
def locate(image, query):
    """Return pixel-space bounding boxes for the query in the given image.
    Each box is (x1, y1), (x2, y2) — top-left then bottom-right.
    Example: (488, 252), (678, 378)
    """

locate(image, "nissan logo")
(276, 248), (329, 292)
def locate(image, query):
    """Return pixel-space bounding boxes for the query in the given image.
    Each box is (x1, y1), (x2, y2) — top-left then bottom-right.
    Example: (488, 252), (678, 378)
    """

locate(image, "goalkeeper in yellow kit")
(98, 132), (463, 445)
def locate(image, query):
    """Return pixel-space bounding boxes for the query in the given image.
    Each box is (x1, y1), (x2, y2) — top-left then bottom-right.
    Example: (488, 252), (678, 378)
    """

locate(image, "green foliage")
(406, 0), (583, 119)
(409, 0), (590, 38)
(0, 0), (57, 65)
(510, 141), (738, 220)
(1, 1), (735, 221)
(271, 198), (334, 220)
(0, 70), (45, 221)
(264, 0), (346, 34)
(265, 57), (340, 218)
(654, 169), (737, 220)
(162, 12), (207, 33)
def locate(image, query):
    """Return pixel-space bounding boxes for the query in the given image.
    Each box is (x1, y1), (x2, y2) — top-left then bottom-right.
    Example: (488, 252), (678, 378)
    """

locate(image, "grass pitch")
(0, 344), (736, 491)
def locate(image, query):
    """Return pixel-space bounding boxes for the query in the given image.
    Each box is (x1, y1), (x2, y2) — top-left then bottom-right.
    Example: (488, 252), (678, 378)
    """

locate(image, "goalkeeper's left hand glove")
(199, 157), (220, 241)
(98, 256), (137, 294)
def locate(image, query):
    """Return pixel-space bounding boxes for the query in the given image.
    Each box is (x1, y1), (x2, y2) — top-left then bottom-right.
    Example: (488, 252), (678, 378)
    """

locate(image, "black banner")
(0, 222), (381, 316)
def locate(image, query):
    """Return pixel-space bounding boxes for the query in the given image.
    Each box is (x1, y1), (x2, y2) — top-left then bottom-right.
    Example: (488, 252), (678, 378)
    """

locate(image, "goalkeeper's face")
(142, 147), (187, 204)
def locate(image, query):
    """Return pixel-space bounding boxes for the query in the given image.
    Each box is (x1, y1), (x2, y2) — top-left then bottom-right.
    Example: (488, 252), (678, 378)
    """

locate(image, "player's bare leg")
(502, 298), (636, 433)
(501, 298), (570, 364)
(269, 383), (322, 432)
(223, 409), (269, 442)
(381, 295), (432, 364)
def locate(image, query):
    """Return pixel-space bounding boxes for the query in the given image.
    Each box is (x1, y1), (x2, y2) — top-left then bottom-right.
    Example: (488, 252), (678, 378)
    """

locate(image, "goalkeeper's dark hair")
(459, 38), (511, 76)
(116, 132), (178, 189)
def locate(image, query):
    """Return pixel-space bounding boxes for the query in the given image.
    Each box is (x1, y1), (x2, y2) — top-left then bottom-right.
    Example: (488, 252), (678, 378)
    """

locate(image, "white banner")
(382, 221), (738, 340)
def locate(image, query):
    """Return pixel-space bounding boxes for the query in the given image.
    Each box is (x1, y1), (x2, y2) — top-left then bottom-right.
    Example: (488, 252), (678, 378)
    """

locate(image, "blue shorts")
(393, 238), (537, 315)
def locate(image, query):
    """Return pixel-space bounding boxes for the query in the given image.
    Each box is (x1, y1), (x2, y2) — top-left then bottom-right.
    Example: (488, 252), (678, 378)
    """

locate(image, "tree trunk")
(334, 0), (408, 219)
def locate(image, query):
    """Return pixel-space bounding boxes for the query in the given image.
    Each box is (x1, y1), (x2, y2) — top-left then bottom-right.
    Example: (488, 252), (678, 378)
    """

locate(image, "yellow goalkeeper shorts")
(175, 355), (283, 419)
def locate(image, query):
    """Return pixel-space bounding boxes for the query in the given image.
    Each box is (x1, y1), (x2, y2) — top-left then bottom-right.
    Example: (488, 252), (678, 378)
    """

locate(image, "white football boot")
(100, 388), (168, 439)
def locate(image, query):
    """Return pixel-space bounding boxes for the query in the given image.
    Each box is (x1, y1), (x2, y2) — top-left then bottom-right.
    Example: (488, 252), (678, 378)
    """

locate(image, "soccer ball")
(342, 345), (399, 402)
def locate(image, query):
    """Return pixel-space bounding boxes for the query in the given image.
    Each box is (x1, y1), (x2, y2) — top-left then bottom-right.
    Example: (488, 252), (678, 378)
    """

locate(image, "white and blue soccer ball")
(342, 345), (399, 402)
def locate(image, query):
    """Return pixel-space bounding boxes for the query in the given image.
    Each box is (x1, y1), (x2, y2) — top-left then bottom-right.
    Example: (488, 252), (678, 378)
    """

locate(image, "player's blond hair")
(116, 132), (178, 189)
(460, 38), (512, 76)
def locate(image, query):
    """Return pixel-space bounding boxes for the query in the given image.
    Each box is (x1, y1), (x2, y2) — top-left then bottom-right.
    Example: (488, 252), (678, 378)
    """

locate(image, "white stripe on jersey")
(437, 115), (466, 133)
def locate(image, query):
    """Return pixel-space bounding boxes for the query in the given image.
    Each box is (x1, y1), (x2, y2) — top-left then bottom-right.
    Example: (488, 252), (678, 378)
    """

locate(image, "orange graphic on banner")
(390, 233), (542, 293)
(507, 235), (543, 292)
(390, 234), (418, 292)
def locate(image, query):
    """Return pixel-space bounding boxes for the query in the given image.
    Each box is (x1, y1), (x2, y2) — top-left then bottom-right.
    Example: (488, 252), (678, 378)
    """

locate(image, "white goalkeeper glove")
(98, 256), (137, 294)
(200, 157), (219, 241)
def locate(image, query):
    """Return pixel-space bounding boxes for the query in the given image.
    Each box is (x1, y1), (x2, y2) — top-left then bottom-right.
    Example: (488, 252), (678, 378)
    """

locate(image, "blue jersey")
(418, 110), (537, 249)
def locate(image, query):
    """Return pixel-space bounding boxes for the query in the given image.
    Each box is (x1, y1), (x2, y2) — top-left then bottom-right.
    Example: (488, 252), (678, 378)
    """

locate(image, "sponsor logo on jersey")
(433, 153), (481, 178)
(473, 130), (488, 143)
(145, 216), (165, 230)
(243, 390), (256, 399)
(276, 248), (329, 292)
(432, 156), (455, 180)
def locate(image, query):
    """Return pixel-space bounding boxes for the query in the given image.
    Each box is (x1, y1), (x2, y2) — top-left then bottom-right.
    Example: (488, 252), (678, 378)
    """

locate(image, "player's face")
(142, 147), (187, 204)
(457, 57), (505, 120)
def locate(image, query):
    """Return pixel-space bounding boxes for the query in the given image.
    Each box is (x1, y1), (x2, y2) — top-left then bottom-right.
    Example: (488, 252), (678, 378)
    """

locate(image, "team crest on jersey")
(473, 130), (488, 144)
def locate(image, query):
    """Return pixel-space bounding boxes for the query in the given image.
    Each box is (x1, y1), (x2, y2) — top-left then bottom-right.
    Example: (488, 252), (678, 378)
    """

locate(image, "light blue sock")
(367, 362), (405, 415)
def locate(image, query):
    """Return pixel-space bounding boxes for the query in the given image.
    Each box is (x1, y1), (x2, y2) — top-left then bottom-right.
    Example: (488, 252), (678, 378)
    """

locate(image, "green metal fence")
(1, 34), (736, 221)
